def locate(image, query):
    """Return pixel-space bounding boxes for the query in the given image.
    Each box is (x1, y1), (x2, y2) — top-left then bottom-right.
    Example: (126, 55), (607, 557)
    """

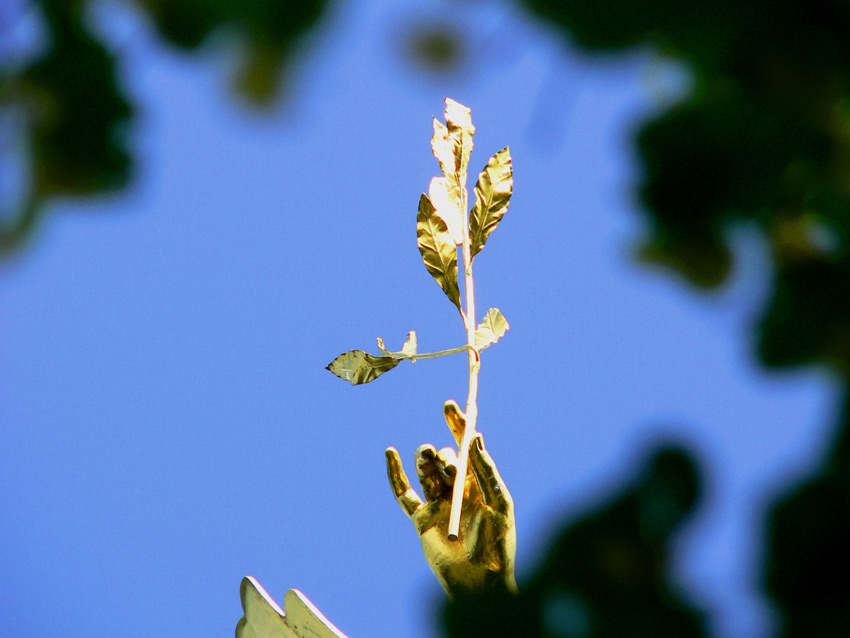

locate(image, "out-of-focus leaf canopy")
(1, 0), (330, 254)
(520, 0), (850, 375)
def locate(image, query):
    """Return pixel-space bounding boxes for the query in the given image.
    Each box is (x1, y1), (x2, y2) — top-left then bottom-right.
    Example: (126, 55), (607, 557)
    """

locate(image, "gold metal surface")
(469, 146), (513, 259)
(386, 400), (517, 597)
(236, 576), (348, 638)
(417, 192), (462, 312)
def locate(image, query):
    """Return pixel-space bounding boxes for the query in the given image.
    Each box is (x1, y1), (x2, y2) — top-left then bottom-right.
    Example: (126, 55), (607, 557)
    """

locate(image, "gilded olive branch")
(325, 98), (513, 540)
(449, 135), (513, 538)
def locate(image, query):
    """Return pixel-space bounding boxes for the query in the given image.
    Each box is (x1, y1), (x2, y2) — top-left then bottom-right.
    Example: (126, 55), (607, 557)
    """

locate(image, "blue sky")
(1, 1), (842, 637)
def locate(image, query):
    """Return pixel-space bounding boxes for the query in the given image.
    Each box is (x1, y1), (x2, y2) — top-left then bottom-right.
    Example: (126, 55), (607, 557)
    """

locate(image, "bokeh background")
(3, 1), (849, 637)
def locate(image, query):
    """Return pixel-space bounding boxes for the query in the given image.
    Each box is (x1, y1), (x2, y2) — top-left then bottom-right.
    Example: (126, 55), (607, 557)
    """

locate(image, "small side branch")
(400, 345), (469, 361)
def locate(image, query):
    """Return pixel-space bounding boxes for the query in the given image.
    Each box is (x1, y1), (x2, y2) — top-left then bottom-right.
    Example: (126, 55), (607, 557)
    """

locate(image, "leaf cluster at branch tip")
(326, 98), (513, 385)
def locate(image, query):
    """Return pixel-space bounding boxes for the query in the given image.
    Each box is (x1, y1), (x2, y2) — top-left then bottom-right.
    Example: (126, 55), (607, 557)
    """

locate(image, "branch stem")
(448, 152), (478, 541)
(398, 345), (469, 361)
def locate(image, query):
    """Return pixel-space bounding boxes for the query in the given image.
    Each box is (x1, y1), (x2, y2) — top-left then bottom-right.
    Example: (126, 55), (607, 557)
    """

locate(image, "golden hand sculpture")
(385, 400), (517, 598)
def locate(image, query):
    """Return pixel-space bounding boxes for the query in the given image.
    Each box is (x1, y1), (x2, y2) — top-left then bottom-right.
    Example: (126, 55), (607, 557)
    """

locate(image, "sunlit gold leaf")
(401, 331), (418, 357)
(326, 350), (401, 385)
(417, 194), (461, 310)
(376, 331), (418, 358)
(444, 98), (475, 177)
(474, 307), (510, 351)
(469, 147), (512, 259)
(431, 118), (456, 179)
(444, 98), (474, 133)
(429, 177), (463, 245)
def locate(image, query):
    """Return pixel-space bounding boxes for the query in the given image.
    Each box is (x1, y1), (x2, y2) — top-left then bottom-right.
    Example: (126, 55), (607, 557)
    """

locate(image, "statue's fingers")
(386, 447), (423, 517)
(435, 447), (458, 487)
(443, 400), (466, 446)
(469, 434), (513, 515)
(415, 444), (449, 501)
(436, 445), (483, 504)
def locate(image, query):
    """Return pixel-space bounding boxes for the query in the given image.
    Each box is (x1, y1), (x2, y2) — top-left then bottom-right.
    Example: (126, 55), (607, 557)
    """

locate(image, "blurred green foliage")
(522, 0), (850, 375)
(25, 0), (132, 195)
(0, 0), (329, 253)
(763, 397), (850, 638)
(137, 0), (327, 101)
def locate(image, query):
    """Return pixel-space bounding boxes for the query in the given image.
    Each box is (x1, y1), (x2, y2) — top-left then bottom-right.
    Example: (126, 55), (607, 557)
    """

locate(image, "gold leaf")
(417, 194), (461, 311)
(444, 98), (475, 177)
(444, 98), (474, 133)
(376, 331), (418, 358)
(428, 177), (463, 245)
(431, 118), (456, 180)
(469, 147), (512, 259)
(401, 331), (418, 357)
(474, 308), (510, 351)
(326, 350), (401, 385)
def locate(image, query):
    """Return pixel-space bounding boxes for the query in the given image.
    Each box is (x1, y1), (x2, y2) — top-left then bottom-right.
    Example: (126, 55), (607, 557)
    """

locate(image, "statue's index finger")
(443, 400), (466, 446)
